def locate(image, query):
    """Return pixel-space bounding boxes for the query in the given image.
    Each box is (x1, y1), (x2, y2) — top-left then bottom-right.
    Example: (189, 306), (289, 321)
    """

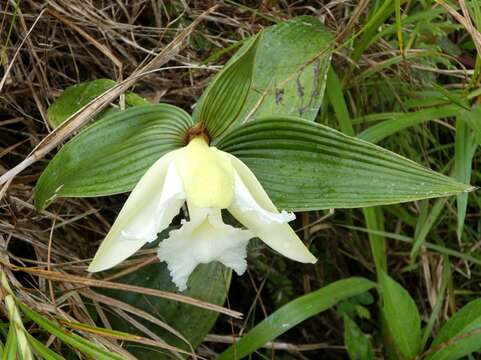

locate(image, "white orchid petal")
(121, 162), (185, 241)
(88, 151), (185, 272)
(227, 155), (317, 264)
(158, 206), (252, 291)
(233, 171), (295, 224)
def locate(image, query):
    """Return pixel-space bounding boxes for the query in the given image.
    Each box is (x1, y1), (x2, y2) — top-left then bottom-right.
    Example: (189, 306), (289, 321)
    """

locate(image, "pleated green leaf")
(426, 298), (481, 360)
(217, 277), (375, 360)
(35, 104), (192, 210)
(217, 117), (472, 211)
(198, 34), (260, 138)
(234, 16), (333, 122)
(195, 16), (333, 130)
(48, 79), (149, 128)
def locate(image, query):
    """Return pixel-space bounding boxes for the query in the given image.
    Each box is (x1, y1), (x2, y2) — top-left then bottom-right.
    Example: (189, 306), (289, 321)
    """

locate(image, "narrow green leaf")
(380, 272), (421, 359)
(326, 66), (355, 135)
(35, 104), (192, 210)
(426, 299), (481, 360)
(358, 104), (462, 144)
(365, 207), (387, 279)
(104, 262), (230, 358)
(344, 224), (481, 266)
(2, 323), (17, 360)
(26, 333), (65, 360)
(217, 117), (471, 211)
(197, 34), (260, 138)
(410, 198), (447, 260)
(350, 0), (394, 62)
(394, 0), (404, 56)
(47, 79), (149, 128)
(18, 302), (124, 360)
(464, 106), (481, 144)
(217, 277), (375, 360)
(343, 314), (374, 360)
(454, 116), (475, 240)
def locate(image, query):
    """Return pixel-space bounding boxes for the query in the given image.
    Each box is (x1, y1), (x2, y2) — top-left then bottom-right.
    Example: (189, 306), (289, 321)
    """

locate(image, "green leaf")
(358, 104), (462, 144)
(326, 66), (355, 135)
(454, 116), (476, 240)
(380, 272), (421, 359)
(35, 104), (192, 210)
(195, 16), (333, 133)
(197, 34), (260, 138)
(464, 105), (481, 144)
(47, 79), (149, 128)
(217, 116), (472, 211)
(17, 302), (123, 360)
(235, 16), (333, 122)
(26, 333), (65, 360)
(104, 262), (231, 358)
(2, 323), (17, 360)
(426, 298), (481, 360)
(217, 277), (375, 360)
(343, 314), (375, 360)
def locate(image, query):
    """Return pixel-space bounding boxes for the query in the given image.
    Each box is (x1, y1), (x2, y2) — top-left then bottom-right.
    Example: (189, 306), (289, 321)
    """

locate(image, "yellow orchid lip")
(174, 137), (235, 209)
(88, 136), (316, 291)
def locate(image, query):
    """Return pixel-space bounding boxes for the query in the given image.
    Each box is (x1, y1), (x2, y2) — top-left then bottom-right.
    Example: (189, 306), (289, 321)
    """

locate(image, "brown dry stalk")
(46, 8), (122, 71)
(58, 319), (200, 358)
(0, 8), (46, 93)
(80, 288), (194, 353)
(2, 261), (243, 319)
(0, 5), (219, 187)
(436, 0), (481, 58)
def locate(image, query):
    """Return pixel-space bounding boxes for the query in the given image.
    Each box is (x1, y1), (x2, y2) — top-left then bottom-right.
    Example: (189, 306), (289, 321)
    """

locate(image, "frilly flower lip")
(88, 137), (316, 291)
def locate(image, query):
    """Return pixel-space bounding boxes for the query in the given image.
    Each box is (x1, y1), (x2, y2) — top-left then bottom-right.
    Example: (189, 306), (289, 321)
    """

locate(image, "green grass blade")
(350, 0), (394, 62)
(326, 66), (355, 135)
(394, 0), (404, 56)
(358, 104), (462, 144)
(455, 117), (472, 240)
(2, 323), (16, 360)
(410, 198), (447, 260)
(217, 277), (375, 360)
(26, 333), (65, 360)
(365, 207), (387, 278)
(18, 303), (124, 360)
(343, 225), (481, 266)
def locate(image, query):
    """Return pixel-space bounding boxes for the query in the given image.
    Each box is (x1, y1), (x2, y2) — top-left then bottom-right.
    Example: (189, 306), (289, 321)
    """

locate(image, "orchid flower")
(88, 135), (316, 291)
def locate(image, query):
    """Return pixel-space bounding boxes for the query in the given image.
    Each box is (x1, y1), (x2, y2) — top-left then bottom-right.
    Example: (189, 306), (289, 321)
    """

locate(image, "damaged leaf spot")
(275, 88), (285, 104)
(296, 77), (304, 98)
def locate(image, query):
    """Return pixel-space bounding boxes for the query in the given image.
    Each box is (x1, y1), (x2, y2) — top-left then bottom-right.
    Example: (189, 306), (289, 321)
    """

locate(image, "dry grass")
(0, 1), (347, 357)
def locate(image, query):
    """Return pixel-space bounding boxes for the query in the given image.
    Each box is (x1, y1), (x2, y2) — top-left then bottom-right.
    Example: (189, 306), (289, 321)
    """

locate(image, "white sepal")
(88, 151), (185, 272)
(227, 155), (317, 264)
